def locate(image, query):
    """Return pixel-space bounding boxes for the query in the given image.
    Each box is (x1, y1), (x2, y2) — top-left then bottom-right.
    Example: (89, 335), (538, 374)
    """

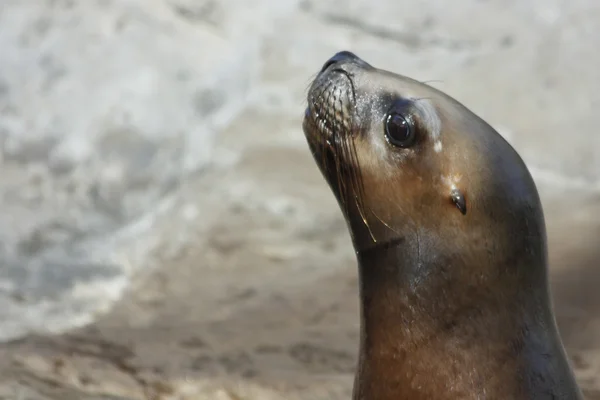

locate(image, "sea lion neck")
(352, 236), (571, 400)
(354, 228), (550, 331)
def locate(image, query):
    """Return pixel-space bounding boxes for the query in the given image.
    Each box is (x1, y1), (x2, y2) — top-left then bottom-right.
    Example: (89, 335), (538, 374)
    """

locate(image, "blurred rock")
(0, 0), (297, 341)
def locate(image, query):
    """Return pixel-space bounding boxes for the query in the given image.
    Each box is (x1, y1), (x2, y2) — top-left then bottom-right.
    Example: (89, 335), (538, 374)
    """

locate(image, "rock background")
(0, 0), (599, 398)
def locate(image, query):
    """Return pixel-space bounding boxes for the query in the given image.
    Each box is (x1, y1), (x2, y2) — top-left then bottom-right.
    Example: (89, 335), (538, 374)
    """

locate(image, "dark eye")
(384, 113), (415, 148)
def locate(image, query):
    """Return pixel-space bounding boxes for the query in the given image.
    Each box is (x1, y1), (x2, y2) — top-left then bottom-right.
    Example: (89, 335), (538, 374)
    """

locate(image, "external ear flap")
(450, 188), (467, 215)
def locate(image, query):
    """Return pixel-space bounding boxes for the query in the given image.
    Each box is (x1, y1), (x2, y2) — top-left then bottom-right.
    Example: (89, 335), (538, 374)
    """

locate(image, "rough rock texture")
(0, 0), (599, 398)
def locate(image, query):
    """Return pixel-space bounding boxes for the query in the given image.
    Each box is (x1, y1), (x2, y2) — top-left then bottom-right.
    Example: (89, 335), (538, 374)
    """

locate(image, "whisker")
(412, 96), (434, 102)
(333, 107), (349, 206)
(303, 72), (319, 94)
(369, 208), (401, 236)
(313, 83), (332, 170)
(420, 79), (444, 85)
(348, 139), (376, 242)
(306, 75), (378, 244)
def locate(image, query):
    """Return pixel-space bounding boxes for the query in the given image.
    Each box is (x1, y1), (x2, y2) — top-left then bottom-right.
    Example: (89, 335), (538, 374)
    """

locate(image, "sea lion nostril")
(319, 59), (337, 73)
(319, 50), (366, 73)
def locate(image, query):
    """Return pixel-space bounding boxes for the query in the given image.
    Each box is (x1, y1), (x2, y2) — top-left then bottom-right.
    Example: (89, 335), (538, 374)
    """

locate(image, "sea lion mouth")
(304, 68), (356, 148)
(302, 61), (374, 234)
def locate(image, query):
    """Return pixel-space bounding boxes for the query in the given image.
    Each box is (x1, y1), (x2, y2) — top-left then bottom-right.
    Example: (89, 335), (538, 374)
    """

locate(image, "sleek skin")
(302, 51), (583, 400)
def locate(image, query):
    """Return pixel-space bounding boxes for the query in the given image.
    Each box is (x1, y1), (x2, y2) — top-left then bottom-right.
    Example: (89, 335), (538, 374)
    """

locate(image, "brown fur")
(302, 51), (583, 400)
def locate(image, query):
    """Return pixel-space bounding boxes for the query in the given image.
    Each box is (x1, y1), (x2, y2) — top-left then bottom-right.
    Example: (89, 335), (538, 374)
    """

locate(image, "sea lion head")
(302, 51), (580, 400)
(302, 51), (546, 274)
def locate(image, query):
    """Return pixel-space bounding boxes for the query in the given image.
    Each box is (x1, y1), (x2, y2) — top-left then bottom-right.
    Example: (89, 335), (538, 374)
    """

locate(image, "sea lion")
(302, 51), (584, 400)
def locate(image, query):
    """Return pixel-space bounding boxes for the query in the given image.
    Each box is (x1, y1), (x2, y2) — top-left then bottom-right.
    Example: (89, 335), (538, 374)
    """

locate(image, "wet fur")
(301, 52), (584, 400)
